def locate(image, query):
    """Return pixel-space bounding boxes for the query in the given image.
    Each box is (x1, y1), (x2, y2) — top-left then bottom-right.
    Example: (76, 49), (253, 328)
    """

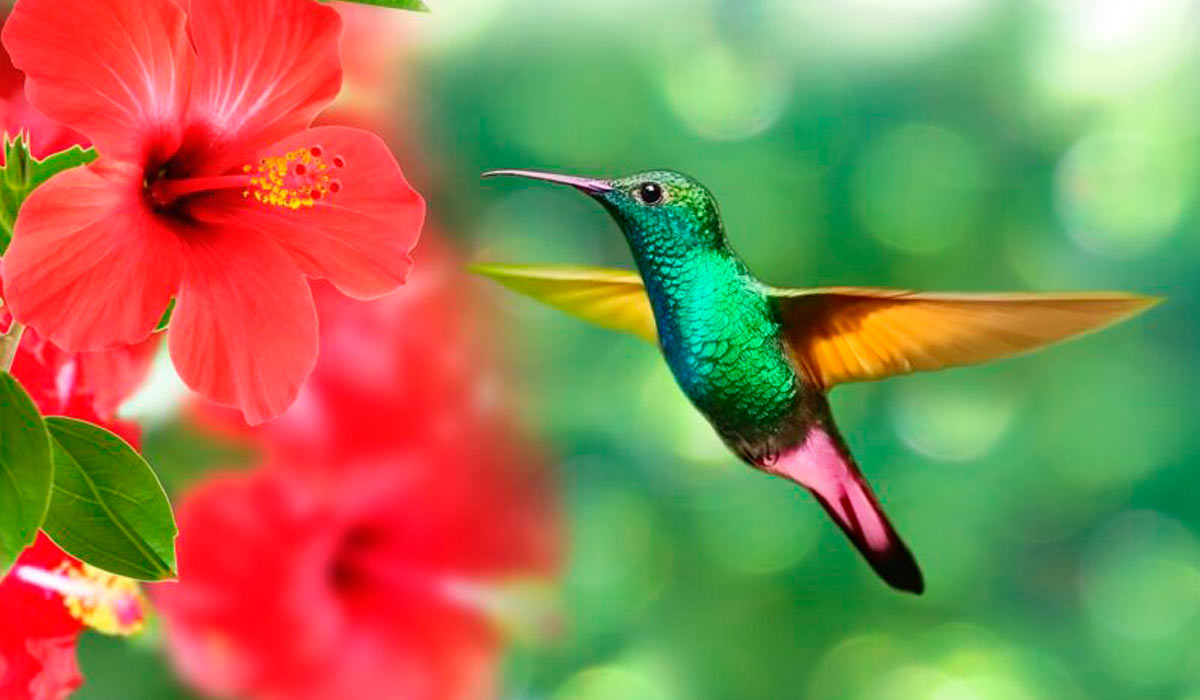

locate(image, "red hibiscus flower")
(155, 453), (559, 700)
(0, 0), (425, 425)
(0, 534), (148, 700)
(156, 236), (562, 700)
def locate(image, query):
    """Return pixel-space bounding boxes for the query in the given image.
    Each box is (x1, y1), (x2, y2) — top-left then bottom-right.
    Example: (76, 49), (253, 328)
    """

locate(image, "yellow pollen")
(242, 146), (341, 210)
(57, 562), (149, 636)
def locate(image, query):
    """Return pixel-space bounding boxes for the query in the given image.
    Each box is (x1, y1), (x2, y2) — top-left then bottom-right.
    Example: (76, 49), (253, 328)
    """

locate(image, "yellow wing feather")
(470, 263), (659, 343)
(772, 287), (1161, 388)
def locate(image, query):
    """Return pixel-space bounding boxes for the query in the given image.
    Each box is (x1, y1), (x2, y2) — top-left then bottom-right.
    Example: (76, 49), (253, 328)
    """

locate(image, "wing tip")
(1088, 292), (1164, 326)
(1128, 293), (1166, 312)
(468, 262), (548, 285)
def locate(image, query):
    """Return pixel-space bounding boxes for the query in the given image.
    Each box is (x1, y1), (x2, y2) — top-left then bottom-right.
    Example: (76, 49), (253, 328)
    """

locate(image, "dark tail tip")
(815, 487), (925, 595)
(866, 536), (925, 595)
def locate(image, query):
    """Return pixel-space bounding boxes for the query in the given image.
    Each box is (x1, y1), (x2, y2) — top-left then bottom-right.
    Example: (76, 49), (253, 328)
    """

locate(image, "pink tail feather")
(764, 426), (923, 593)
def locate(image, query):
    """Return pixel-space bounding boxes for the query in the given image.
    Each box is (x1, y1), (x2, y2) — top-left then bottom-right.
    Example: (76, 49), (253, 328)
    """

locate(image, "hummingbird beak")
(482, 169), (614, 195)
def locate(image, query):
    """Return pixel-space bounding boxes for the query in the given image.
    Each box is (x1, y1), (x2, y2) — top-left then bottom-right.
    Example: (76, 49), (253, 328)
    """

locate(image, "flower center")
(147, 144), (346, 211)
(16, 561), (148, 636)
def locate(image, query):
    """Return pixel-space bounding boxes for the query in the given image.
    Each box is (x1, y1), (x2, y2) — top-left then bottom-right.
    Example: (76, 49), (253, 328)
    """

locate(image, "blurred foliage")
(83, 0), (1200, 697)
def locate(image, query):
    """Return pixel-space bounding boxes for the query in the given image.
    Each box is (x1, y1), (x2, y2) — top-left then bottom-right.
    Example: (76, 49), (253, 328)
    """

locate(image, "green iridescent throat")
(597, 171), (802, 442)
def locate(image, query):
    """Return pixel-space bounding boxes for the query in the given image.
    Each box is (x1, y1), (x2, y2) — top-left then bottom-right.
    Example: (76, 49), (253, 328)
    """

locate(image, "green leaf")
(155, 299), (175, 331)
(0, 371), (53, 577)
(0, 133), (97, 254)
(43, 417), (177, 580)
(333, 0), (429, 11)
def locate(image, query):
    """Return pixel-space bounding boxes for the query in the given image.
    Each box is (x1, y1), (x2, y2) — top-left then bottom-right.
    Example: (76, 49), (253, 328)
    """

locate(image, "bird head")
(483, 168), (725, 255)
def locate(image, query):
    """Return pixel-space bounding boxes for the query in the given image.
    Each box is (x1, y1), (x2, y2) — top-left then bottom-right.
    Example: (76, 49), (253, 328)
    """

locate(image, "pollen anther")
(244, 146), (338, 210)
(57, 562), (148, 636)
(16, 562), (148, 636)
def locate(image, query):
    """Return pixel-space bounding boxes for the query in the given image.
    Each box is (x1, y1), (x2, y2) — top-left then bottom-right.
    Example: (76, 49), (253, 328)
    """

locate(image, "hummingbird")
(475, 168), (1159, 594)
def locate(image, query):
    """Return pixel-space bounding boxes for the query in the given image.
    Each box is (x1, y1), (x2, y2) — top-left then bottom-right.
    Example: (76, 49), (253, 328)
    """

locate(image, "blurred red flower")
(157, 458), (558, 700)
(318, 4), (414, 141)
(156, 238), (562, 700)
(0, 0), (425, 424)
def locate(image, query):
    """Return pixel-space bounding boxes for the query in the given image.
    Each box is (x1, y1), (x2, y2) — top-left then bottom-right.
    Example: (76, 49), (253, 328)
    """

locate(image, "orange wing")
(772, 287), (1160, 389)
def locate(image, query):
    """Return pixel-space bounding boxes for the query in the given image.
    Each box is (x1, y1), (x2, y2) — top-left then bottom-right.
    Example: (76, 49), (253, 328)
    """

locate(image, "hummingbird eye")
(634, 181), (665, 206)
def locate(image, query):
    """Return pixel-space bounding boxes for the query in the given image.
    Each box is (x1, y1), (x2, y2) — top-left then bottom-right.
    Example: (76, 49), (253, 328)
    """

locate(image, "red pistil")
(149, 173), (248, 208)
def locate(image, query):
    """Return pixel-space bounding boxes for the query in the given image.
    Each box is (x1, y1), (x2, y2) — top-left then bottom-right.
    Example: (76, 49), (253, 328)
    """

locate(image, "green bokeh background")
(78, 0), (1200, 697)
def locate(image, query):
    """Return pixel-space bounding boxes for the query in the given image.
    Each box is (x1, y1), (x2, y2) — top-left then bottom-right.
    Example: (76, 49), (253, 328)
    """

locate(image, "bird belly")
(658, 314), (806, 461)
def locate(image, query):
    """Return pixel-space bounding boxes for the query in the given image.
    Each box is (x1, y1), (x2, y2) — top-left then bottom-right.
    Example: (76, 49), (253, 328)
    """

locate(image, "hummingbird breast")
(643, 252), (808, 459)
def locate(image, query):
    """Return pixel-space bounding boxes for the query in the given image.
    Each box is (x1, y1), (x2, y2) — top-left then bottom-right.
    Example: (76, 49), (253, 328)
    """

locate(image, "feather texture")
(772, 287), (1160, 388)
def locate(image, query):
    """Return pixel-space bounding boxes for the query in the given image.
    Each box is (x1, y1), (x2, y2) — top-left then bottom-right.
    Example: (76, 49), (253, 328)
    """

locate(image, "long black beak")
(482, 169), (613, 194)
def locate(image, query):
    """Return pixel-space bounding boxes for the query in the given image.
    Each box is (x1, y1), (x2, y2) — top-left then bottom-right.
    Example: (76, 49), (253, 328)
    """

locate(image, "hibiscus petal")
(205, 126), (424, 299)
(169, 227), (317, 425)
(186, 0), (342, 171)
(1, 0), (192, 165)
(2, 162), (185, 351)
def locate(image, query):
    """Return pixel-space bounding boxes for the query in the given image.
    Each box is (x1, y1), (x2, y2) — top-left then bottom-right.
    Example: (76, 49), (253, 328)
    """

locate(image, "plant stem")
(0, 319), (25, 372)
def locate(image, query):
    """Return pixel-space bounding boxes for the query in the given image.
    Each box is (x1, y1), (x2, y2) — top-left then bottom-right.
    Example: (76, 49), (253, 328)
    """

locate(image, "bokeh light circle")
(852, 123), (988, 254)
(661, 43), (788, 141)
(777, 0), (994, 60)
(892, 380), (1017, 462)
(553, 665), (667, 700)
(1080, 510), (1200, 641)
(1032, 0), (1197, 98)
(1055, 131), (1189, 258)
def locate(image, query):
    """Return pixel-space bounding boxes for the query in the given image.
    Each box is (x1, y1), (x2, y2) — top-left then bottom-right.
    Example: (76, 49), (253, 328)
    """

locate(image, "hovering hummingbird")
(475, 168), (1158, 594)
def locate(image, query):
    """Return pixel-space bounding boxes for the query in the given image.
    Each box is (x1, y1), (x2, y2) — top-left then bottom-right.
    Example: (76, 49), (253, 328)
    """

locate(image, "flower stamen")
(244, 146), (344, 210)
(16, 562), (149, 636)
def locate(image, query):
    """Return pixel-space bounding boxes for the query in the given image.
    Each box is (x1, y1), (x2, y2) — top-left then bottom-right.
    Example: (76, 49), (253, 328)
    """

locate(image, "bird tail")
(763, 425), (924, 594)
